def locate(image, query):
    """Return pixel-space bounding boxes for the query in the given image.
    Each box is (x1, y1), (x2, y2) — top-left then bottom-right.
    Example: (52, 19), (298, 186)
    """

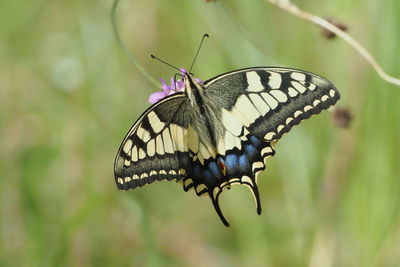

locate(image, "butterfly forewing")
(114, 93), (192, 190)
(204, 67), (340, 142)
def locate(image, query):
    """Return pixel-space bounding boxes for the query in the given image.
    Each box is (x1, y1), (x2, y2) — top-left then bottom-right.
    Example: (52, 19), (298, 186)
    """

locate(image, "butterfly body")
(114, 67), (340, 226)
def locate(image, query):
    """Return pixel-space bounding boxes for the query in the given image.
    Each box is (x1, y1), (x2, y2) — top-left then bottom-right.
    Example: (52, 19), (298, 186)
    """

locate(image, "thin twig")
(267, 0), (400, 87)
(111, 0), (159, 87)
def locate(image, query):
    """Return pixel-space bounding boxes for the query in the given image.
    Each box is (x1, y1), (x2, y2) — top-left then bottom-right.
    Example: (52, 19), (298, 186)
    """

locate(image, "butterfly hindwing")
(181, 132), (275, 226)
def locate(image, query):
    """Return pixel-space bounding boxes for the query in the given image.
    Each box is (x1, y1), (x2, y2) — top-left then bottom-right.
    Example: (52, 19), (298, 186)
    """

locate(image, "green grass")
(1, 0), (400, 266)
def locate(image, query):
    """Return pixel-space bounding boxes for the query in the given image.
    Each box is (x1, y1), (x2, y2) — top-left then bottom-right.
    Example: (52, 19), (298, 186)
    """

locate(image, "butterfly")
(114, 67), (340, 226)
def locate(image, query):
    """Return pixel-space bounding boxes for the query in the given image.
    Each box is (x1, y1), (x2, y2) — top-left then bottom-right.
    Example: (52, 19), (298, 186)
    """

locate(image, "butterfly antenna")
(150, 54), (181, 72)
(189, 33), (209, 73)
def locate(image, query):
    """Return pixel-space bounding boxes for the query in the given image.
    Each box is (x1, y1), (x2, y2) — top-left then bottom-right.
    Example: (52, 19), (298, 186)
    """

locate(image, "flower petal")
(176, 80), (185, 91)
(160, 78), (170, 92)
(167, 90), (177, 96)
(170, 77), (177, 90)
(194, 78), (203, 84)
(148, 91), (166, 104)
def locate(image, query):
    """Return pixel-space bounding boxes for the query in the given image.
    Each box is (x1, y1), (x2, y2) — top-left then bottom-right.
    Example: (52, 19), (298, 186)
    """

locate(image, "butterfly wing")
(182, 67), (340, 225)
(204, 67), (340, 141)
(114, 93), (192, 190)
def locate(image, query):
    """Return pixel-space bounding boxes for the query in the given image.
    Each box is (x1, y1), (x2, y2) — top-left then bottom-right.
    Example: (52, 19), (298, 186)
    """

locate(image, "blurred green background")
(1, 0), (400, 266)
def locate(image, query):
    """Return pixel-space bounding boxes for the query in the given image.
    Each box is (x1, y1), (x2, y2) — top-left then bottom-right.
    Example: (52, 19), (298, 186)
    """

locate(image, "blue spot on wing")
(191, 160), (225, 189)
(187, 134), (270, 191)
(225, 154), (239, 176)
(239, 154), (250, 172)
(209, 161), (222, 178)
(249, 135), (262, 146)
(203, 169), (214, 186)
(225, 154), (238, 168)
(244, 144), (257, 157)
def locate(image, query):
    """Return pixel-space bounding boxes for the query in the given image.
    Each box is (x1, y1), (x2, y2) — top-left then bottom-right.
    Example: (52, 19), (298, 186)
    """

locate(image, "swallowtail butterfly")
(114, 67), (340, 226)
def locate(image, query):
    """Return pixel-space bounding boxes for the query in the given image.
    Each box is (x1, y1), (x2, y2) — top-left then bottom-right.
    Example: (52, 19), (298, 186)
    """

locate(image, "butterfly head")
(180, 69), (205, 106)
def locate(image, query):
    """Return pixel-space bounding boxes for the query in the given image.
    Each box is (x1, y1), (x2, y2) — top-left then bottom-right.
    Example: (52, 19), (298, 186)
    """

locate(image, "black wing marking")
(114, 93), (192, 190)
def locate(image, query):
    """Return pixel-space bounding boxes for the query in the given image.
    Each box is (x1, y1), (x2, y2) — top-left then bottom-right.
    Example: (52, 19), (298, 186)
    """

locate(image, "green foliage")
(0, 0), (399, 266)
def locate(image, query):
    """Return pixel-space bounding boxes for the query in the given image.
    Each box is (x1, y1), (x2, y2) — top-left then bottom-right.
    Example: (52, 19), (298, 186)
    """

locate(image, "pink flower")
(148, 77), (185, 104)
(148, 69), (203, 104)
